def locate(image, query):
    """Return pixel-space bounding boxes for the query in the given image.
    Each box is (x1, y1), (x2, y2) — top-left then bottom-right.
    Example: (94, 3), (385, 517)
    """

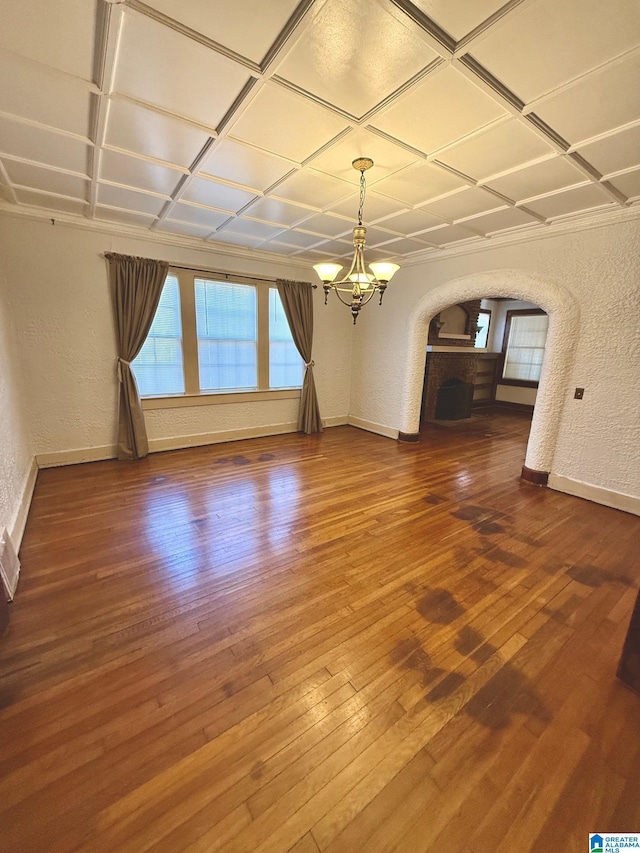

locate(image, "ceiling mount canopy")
(313, 158), (399, 325)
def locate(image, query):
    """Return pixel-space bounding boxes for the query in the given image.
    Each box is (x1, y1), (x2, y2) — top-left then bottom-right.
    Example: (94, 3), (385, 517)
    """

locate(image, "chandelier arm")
(331, 288), (357, 308)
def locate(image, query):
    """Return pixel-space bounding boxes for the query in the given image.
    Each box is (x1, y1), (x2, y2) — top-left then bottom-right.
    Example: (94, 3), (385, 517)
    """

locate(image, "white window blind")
(195, 279), (257, 391)
(503, 313), (549, 382)
(132, 274), (184, 396)
(269, 289), (304, 389)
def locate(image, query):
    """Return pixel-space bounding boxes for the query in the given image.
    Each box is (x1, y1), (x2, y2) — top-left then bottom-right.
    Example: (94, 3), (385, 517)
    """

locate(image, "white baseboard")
(548, 474), (640, 516)
(323, 416), (348, 428)
(9, 456), (38, 550)
(347, 416), (399, 440)
(37, 445), (117, 468)
(148, 421), (300, 452)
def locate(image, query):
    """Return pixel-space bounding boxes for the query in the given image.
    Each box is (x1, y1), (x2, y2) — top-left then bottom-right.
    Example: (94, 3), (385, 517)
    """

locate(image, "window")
(134, 270), (303, 400)
(196, 279), (257, 391)
(132, 274), (184, 396)
(474, 310), (491, 349)
(501, 310), (549, 385)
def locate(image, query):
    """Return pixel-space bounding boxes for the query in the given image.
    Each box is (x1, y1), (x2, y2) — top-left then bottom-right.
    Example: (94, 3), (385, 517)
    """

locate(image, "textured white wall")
(0, 264), (33, 541)
(0, 216), (352, 461)
(350, 217), (640, 499)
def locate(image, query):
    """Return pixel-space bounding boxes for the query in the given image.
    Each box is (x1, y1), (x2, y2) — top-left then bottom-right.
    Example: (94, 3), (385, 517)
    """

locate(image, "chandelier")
(313, 158), (399, 324)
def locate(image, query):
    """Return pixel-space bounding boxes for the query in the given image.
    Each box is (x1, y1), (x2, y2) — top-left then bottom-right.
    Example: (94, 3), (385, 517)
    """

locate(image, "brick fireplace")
(421, 351), (479, 422)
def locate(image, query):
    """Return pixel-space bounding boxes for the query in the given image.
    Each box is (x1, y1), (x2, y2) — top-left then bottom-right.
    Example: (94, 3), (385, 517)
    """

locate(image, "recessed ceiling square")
(372, 65), (507, 155)
(577, 126), (640, 178)
(309, 128), (419, 186)
(182, 177), (257, 213)
(100, 149), (185, 196)
(472, 0), (640, 103)
(116, 10), (250, 129)
(276, 0), (438, 117)
(410, 0), (509, 40)
(525, 183), (614, 219)
(420, 187), (504, 220)
(485, 157), (587, 202)
(229, 82), (348, 163)
(199, 140), (293, 191)
(373, 161), (468, 206)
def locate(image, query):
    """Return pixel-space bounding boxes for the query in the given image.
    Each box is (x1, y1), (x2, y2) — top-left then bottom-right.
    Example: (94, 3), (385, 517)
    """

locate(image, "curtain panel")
(276, 279), (323, 434)
(106, 253), (169, 460)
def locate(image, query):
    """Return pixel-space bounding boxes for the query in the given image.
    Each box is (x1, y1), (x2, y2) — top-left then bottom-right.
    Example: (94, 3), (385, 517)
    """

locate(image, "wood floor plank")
(0, 412), (638, 852)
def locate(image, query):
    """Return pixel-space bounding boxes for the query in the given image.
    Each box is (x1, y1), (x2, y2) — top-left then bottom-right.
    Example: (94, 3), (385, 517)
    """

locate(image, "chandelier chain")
(357, 170), (367, 226)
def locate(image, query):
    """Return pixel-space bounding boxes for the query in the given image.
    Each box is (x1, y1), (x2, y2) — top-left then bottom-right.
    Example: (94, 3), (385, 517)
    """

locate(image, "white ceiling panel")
(0, 116), (90, 174)
(0, 1), (633, 259)
(143, 0), (300, 63)
(218, 218), (285, 240)
(411, 0), (510, 40)
(157, 220), (214, 238)
(264, 230), (322, 249)
(375, 208), (448, 234)
(276, 0), (438, 117)
(170, 202), (233, 229)
(372, 66), (507, 155)
(0, 0), (96, 81)
(116, 11), (250, 128)
(293, 212), (352, 238)
(420, 187), (504, 220)
(242, 196), (312, 226)
(460, 206), (539, 235)
(437, 119), (556, 180)
(209, 231), (264, 248)
(199, 140), (293, 191)
(0, 51), (91, 137)
(309, 129), (419, 185)
(329, 190), (407, 222)
(15, 188), (88, 217)
(272, 170), (352, 208)
(181, 177), (258, 212)
(472, 0), (640, 103)
(576, 126), (640, 178)
(372, 161), (468, 206)
(420, 224), (481, 246)
(105, 100), (211, 168)
(308, 238), (353, 257)
(525, 183), (615, 219)
(359, 225), (406, 246)
(534, 52), (640, 145)
(485, 156), (588, 201)
(100, 149), (185, 196)
(608, 168), (640, 201)
(3, 160), (89, 199)
(95, 207), (158, 227)
(98, 183), (168, 216)
(229, 83), (348, 162)
(375, 236), (434, 253)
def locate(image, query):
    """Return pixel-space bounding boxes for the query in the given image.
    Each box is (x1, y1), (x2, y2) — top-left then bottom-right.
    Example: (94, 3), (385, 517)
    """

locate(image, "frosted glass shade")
(348, 272), (374, 289)
(313, 263), (343, 283)
(369, 262), (399, 283)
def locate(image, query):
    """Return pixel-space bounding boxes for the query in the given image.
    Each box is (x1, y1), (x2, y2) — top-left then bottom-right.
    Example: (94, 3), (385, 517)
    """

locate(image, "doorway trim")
(398, 269), (580, 477)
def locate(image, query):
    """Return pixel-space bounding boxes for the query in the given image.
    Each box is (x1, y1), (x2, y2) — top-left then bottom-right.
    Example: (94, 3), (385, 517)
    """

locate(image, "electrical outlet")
(574, 387), (584, 399)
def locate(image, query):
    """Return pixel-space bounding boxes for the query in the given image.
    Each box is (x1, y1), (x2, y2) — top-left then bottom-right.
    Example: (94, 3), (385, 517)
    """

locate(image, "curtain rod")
(104, 254), (315, 287)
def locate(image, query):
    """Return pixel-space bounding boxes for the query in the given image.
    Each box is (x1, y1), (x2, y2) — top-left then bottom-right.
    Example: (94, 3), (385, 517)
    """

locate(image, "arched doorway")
(399, 270), (580, 478)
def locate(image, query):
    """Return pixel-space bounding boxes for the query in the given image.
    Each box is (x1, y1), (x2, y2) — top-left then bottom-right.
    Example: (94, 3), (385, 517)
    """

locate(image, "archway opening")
(399, 270), (580, 480)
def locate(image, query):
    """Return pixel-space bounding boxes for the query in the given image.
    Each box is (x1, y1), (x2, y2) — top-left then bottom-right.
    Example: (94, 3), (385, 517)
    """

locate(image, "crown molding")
(0, 201), (307, 270)
(1, 198), (638, 273)
(400, 204), (640, 267)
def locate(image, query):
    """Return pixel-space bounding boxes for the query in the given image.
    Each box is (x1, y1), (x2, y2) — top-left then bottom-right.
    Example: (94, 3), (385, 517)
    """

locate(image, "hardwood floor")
(1, 410), (639, 852)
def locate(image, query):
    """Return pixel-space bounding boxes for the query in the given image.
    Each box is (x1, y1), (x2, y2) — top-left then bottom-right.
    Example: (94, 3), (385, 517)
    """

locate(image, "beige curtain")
(107, 253), (169, 460)
(276, 279), (323, 434)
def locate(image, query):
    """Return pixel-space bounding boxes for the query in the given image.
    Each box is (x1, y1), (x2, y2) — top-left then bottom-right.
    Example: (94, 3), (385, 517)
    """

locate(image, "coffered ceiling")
(1, 0), (639, 263)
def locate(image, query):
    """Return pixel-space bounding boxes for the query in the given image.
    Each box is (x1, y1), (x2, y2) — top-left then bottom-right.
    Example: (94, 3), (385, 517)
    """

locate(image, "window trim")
(500, 308), (548, 388)
(137, 268), (303, 402)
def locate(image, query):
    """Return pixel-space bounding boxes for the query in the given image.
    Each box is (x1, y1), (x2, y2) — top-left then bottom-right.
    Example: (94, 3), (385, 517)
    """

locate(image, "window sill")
(141, 388), (301, 410)
(498, 378), (540, 388)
